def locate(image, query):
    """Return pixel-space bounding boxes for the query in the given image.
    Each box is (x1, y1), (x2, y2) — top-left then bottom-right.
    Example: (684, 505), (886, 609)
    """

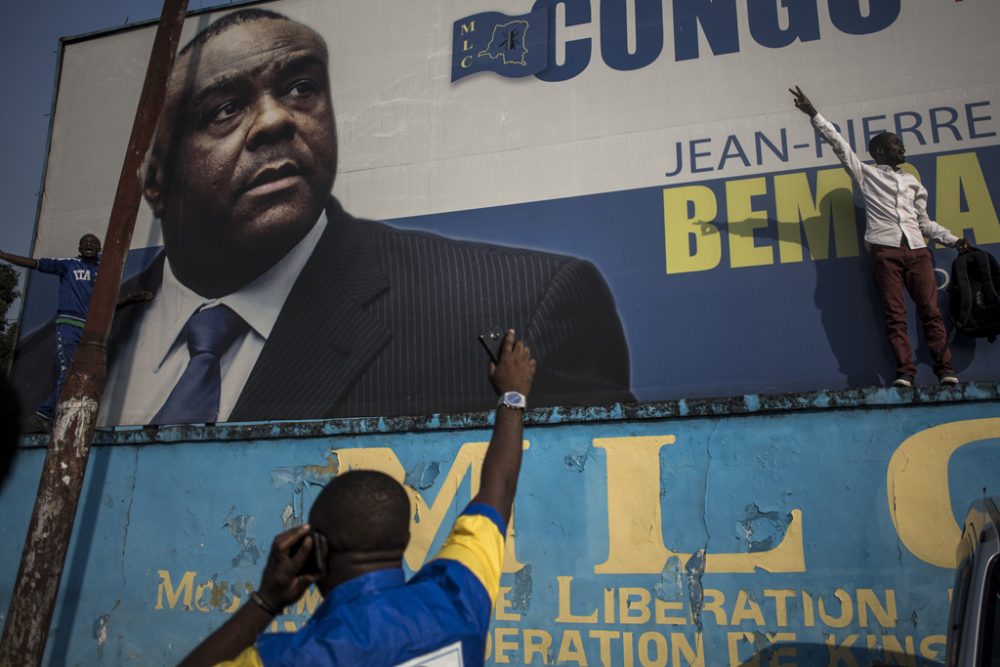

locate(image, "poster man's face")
(148, 18), (337, 296)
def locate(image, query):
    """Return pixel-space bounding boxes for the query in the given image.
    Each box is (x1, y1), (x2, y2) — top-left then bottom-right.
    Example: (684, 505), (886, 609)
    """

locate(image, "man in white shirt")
(790, 86), (972, 388)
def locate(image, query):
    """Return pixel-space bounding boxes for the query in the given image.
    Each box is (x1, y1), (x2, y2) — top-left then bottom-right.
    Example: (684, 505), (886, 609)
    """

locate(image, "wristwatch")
(498, 391), (527, 410)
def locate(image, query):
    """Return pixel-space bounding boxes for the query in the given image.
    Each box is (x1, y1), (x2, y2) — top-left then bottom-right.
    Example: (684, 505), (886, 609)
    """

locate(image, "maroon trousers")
(870, 240), (953, 378)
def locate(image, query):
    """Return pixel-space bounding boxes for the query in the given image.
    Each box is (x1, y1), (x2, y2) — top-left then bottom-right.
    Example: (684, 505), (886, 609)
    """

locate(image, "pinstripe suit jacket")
(26, 198), (634, 423)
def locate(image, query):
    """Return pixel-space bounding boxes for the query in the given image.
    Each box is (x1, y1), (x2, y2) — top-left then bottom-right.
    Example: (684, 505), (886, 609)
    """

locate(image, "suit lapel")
(230, 199), (391, 421)
(108, 252), (166, 371)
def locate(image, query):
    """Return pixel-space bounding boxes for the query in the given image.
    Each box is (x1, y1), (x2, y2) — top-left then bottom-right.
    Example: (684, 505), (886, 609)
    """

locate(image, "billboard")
(0, 397), (997, 664)
(11, 0), (1000, 426)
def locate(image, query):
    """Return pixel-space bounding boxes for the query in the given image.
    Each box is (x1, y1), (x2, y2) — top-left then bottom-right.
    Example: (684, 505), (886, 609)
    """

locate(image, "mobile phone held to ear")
(289, 530), (327, 575)
(479, 325), (505, 363)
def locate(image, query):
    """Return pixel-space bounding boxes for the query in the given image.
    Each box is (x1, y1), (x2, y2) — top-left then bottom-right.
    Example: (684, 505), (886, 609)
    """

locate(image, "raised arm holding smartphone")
(180, 329), (535, 667)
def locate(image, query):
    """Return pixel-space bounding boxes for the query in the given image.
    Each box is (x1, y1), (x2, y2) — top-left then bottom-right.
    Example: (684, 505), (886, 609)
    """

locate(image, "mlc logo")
(451, 8), (549, 81)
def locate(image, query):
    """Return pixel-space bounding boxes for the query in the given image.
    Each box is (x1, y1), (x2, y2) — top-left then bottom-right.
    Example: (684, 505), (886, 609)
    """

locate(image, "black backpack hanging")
(948, 249), (1000, 342)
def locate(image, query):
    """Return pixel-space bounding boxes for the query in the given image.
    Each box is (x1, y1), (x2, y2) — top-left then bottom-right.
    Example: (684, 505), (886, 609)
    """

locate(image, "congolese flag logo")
(451, 8), (549, 81)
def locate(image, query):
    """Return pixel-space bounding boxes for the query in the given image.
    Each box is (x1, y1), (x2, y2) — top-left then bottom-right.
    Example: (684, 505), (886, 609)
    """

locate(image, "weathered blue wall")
(2, 386), (999, 666)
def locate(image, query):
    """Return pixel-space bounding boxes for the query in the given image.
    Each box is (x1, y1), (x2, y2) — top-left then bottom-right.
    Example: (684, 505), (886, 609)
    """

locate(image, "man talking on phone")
(179, 329), (535, 667)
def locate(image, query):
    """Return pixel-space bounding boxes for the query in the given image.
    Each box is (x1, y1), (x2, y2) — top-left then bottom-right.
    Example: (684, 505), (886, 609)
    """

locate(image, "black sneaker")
(892, 375), (915, 388)
(939, 375), (960, 386)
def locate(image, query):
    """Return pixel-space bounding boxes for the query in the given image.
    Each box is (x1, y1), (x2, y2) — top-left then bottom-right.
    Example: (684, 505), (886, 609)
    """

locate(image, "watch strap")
(250, 591), (281, 616)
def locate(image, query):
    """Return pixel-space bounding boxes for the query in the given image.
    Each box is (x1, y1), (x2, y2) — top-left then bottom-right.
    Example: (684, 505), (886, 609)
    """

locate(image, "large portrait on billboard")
(13, 4), (634, 426)
(11, 0), (1000, 427)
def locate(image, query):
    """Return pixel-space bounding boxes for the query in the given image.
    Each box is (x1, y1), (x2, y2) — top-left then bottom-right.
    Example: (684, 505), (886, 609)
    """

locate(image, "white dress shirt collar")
(150, 211), (329, 371)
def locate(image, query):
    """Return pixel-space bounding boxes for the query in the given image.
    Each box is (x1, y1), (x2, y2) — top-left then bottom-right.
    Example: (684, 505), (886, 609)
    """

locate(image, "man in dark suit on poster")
(17, 8), (633, 426)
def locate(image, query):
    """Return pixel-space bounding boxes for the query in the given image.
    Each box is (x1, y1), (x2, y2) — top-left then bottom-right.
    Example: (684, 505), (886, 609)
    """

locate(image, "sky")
(0, 0), (230, 320)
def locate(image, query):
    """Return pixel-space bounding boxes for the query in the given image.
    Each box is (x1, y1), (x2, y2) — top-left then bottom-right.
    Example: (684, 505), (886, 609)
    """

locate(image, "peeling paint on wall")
(654, 555), (683, 600)
(223, 510), (264, 568)
(685, 549), (706, 630)
(92, 613), (109, 656)
(563, 454), (588, 472)
(510, 564), (532, 613)
(740, 503), (793, 553)
(281, 504), (295, 528)
(270, 453), (340, 530)
(404, 461), (441, 491)
(270, 460), (337, 493)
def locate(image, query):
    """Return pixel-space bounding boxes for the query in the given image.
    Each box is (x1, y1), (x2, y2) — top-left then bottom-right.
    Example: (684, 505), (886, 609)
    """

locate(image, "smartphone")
(289, 530), (327, 575)
(478, 325), (505, 363)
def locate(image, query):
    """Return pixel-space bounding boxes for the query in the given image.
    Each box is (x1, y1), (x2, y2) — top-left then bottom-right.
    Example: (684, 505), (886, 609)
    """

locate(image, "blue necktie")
(152, 305), (246, 425)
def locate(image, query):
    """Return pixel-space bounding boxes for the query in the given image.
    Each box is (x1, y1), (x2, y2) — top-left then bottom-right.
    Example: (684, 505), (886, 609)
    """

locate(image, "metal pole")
(0, 0), (189, 663)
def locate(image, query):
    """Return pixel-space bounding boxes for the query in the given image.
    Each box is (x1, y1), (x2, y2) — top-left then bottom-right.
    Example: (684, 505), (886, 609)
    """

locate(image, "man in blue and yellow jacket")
(179, 329), (536, 667)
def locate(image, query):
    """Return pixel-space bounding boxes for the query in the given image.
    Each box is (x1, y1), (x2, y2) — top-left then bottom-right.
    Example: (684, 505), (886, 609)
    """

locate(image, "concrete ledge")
(18, 380), (1000, 449)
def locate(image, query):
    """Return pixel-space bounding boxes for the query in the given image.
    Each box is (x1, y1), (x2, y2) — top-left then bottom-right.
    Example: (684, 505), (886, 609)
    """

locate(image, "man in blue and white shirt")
(0, 234), (149, 430)
(791, 86), (973, 388)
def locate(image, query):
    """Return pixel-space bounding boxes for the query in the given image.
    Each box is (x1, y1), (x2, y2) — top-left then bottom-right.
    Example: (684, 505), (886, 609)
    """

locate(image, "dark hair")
(179, 8), (290, 56)
(309, 470), (410, 552)
(868, 132), (894, 157)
